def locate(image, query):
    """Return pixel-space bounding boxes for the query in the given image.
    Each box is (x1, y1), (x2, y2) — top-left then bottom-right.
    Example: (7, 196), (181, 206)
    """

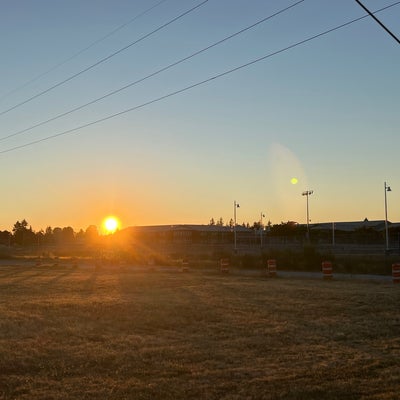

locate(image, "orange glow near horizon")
(102, 216), (120, 234)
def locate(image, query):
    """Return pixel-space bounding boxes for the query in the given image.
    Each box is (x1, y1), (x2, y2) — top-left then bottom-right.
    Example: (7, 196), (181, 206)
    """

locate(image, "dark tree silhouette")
(12, 219), (35, 246)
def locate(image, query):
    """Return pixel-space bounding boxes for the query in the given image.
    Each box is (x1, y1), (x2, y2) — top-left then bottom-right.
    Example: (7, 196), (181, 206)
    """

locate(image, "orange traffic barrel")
(181, 259), (189, 272)
(220, 258), (230, 273)
(322, 261), (333, 279)
(392, 263), (400, 284)
(267, 259), (277, 277)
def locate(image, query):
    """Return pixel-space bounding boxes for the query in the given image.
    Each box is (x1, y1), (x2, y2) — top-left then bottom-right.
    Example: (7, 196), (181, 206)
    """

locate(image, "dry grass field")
(0, 263), (399, 399)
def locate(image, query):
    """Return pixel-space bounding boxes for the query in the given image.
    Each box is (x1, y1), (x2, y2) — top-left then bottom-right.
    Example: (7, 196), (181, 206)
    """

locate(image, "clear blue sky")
(0, 0), (399, 232)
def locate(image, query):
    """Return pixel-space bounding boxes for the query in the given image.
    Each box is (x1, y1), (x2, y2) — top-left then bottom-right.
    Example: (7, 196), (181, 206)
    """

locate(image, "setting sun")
(102, 216), (120, 234)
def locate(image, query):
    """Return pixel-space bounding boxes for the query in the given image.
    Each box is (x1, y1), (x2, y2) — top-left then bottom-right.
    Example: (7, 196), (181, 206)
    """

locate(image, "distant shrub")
(0, 246), (12, 259)
(212, 249), (231, 260)
(335, 254), (393, 275)
(240, 254), (260, 269)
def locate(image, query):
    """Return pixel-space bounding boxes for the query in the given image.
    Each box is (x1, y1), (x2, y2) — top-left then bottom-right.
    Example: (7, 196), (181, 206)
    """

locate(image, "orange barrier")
(220, 258), (230, 273)
(392, 263), (400, 284)
(267, 259), (277, 277)
(181, 259), (189, 272)
(322, 261), (333, 279)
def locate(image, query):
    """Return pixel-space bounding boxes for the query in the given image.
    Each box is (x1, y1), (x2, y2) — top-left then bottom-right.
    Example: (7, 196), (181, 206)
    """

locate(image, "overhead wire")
(354, 0), (400, 44)
(1, 1), (399, 155)
(0, 0), (171, 102)
(0, 0), (306, 143)
(0, 0), (209, 117)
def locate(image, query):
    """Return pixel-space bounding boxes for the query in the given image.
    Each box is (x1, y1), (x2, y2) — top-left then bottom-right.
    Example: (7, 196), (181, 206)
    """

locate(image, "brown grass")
(0, 263), (399, 399)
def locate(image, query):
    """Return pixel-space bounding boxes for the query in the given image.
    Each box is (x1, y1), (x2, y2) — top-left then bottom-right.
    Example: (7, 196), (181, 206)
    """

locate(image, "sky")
(0, 0), (399, 232)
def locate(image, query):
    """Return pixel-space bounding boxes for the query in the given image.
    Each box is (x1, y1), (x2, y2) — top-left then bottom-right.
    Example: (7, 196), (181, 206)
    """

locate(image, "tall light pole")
(260, 212), (265, 248)
(234, 200), (240, 252)
(302, 190), (313, 241)
(384, 181), (391, 251)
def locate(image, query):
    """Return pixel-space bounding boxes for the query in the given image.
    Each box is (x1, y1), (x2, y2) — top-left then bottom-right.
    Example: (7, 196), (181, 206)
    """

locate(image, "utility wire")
(1, 1), (399, 155)
(0, 0), (209, 117)
(354, 0), (400, 44)
(0, 0), (306, 143)
(0, 0), (171, 102)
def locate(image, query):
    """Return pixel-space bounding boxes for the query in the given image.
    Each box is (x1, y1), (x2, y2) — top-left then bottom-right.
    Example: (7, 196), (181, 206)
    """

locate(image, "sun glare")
(103, 216), (120, 234)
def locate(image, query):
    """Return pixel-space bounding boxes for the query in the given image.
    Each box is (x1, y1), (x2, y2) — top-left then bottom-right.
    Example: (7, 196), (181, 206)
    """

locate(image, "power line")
(0, 0), (306, 143)
(0, 0), (209, 117)
(1, 1), (399, 155)
(0, 0), (171, 102)
(354, 0), (400, 44)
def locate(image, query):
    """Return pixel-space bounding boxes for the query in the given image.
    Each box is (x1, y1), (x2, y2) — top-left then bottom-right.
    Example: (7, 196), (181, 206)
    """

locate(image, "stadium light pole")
(384, 182), (391, 251)
(234, 200), (240, 252)
(302, 190), (313, 241)
(260, 212), (265, 248)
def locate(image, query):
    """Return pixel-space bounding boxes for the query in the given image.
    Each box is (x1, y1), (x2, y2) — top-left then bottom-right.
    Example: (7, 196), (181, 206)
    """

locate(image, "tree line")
(0, 219), (100, 247)
(209, 217), (272, 230)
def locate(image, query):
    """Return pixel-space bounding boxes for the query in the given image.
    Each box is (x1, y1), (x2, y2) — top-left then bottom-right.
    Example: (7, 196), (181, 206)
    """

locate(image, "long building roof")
(309, 220), (391, 232)
(122, 224), (251, 233)
(120, 220), (400, 235)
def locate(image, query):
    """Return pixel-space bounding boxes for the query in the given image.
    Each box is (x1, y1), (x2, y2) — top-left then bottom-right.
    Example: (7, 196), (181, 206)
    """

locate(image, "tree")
(85, 225), (99, 244)
(216, 217), (224, 226)
(209, 218), (215, 226)
(62, 227), (75, 243)
(53, 227), (63, 244)
(43, 226), (54, 245)
(12, 219), (35, 246)
(252, 221), (262, 230)
(0, 230), (11, 246)
(36, 230), (44, 246)
(76, 229), (85, 243)
(13, 219), (28, 233)
(269, 221), (300, 237)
